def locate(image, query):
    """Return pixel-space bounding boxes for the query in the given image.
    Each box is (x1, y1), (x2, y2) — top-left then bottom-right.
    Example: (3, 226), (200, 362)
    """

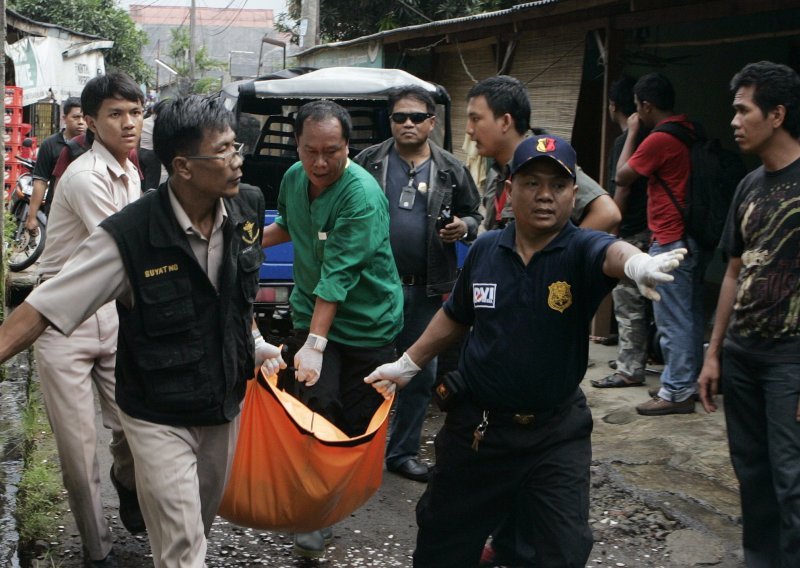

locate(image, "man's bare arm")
(24, 179), (48, 233)
(698, 257), (741, 413)
(407, 309), (469, 369)
(261, 222), (291, 248)
(0, 303), (49, 363)
(579, 194), (621, 234)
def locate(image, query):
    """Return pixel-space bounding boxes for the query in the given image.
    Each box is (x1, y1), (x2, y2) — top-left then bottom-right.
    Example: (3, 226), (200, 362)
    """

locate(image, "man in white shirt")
(33, 72), (145, 567)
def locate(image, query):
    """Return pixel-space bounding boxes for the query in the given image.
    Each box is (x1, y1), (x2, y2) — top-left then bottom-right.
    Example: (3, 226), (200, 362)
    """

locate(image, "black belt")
(490, 408), (559, 426)
(487, 392), (577, 426)
(400, 275), (426, 286)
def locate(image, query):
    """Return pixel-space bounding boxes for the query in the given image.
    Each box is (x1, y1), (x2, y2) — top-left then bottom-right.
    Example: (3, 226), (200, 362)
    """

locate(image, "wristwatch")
(306, 333), (328, 352)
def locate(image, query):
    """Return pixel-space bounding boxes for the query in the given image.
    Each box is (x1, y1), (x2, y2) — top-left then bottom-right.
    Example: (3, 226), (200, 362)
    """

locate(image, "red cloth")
(627, 115), (693, 245)
(52, 134), (143, 180)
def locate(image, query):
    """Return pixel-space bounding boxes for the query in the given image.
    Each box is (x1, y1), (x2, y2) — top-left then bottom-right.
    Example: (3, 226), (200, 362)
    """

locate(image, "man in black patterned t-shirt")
(699, 61), (800, 567)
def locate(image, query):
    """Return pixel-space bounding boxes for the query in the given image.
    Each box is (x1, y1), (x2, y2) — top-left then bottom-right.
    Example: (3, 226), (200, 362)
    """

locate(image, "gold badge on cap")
(547, 281), (572, 313)
(536, 137), (557, 153)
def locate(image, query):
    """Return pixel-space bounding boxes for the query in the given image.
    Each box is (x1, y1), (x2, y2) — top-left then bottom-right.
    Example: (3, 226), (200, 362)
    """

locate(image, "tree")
(166, 27), (225, 95)
(8, 0), (152, 84)
(276, 0), (519, 43)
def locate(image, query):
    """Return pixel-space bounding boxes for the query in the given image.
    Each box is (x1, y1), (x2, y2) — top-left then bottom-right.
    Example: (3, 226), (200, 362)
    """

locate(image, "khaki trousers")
(34, 302), (135, 562)
(119, 410), (239, 568)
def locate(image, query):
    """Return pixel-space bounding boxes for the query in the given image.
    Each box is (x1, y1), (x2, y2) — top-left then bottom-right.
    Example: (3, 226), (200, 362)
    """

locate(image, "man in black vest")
(0, 95), (283, 567)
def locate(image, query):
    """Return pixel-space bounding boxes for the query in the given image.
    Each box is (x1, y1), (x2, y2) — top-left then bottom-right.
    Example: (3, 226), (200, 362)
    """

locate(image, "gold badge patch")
(242, 220), (258, 244)
(547, 281), (572, 313)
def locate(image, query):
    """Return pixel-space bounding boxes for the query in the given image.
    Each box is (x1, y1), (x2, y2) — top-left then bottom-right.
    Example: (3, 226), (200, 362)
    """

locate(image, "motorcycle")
(6, 155), (47, 271)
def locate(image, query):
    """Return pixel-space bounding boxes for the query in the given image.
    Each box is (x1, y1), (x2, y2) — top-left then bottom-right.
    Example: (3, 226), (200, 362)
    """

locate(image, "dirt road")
(27, 342), (744, 567)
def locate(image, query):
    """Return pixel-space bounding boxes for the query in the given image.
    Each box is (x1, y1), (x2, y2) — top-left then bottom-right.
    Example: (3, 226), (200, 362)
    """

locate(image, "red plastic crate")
(3, 162), (23, 184)
(4, 86), (23, 107)
(3, 127), (20, 145)
(3, 107), (23, 126)
(3, 124), (32, 145)
(4, 143), (22, 164)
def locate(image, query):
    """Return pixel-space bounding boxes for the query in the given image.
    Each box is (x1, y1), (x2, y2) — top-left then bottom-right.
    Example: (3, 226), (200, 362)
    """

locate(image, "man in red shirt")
(615, 73), (706, 416)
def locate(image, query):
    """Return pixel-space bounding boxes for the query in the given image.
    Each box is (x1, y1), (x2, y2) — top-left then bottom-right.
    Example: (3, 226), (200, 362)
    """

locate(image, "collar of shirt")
(497, 220), (577, 253)
(167, 182), (228, 240)
(91, 139), (139, 183)
(655, 114), (690, 128)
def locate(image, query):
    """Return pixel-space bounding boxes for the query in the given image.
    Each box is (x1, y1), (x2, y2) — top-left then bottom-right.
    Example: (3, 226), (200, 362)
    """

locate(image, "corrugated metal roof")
(296, 0), (565, 56)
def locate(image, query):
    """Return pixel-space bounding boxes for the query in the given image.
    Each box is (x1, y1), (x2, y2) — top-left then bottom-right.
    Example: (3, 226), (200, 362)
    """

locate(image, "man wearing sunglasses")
(355, 86), (481, 483)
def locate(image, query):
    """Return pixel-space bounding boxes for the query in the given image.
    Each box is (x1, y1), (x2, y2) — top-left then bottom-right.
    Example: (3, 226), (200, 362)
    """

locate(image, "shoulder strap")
(65, 138), (87, 160)
(653, 120), (709, 146)
(653, 172), (686, 219)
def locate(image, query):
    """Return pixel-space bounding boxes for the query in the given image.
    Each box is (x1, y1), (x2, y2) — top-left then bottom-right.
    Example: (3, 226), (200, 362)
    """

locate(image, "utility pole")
(155, 39), (161, 93)
(299, 0), (319, 49)
(188, 0), (196, 82)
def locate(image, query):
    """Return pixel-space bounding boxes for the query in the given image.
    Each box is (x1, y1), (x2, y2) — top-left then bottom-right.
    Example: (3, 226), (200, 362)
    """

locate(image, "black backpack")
(652, 121), (747, 251)
(65, 137), (88, 161)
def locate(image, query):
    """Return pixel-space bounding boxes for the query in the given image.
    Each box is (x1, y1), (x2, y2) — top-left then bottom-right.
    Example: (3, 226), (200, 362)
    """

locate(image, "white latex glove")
(624, 248), (687, 302)
(295, 334), (327, 386)
(253, 330), (286, 377)
(363, 352), (421, 399)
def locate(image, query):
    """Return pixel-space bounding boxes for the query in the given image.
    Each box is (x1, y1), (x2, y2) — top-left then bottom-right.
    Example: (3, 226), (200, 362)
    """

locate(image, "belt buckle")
(512, 413), (535, 425)
(401, 275), (418, 285)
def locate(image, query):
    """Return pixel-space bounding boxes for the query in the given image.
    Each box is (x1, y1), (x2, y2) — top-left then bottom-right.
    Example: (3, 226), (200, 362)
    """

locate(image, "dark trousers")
(414, 390), (593, 568)
(281, 334), (394, 437)
(723, 348), (800, 568)
(386, 285), (442, 469)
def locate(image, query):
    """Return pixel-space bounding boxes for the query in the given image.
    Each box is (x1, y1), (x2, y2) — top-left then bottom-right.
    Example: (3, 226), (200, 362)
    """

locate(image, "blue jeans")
(723, 348), (800, 567)
(386, 285), (442, 469)
(650, 237), (706, 402)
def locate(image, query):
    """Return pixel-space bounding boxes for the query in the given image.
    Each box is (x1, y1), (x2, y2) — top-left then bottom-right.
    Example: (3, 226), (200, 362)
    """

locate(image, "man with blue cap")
(366, 134), (687, 567)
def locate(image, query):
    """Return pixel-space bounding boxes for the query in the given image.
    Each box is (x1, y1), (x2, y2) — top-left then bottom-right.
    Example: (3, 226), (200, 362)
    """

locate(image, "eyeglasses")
(185, 142), (245, 164)
(390, 112), (434, 125)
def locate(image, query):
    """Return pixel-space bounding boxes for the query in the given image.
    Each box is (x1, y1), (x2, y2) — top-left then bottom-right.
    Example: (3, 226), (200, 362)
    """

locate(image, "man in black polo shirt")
(366, 134), (686, 567)
(27, 97), (86, 233)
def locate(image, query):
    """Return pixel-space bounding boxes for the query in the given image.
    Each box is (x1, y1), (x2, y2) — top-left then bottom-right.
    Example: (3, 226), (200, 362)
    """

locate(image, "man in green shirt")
(261, 100), (403, 557)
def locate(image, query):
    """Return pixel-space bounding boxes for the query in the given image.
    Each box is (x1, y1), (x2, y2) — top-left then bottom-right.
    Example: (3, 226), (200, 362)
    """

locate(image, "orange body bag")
(218, 370), (393, 532)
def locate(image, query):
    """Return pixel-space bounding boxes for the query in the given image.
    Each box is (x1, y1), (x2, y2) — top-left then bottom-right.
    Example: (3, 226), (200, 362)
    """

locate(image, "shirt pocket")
(238, 246), (263, 303)
(139, 278), (195, 336)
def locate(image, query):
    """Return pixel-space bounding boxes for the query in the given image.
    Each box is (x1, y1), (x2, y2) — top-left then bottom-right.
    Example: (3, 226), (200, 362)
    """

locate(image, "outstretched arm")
(603, 240), (687, 302)
(0, 303), (49, 363)
(365, 308), (468, 398)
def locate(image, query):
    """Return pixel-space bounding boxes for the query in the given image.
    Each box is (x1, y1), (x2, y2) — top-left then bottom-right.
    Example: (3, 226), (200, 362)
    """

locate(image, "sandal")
(590, 373), (645, 388)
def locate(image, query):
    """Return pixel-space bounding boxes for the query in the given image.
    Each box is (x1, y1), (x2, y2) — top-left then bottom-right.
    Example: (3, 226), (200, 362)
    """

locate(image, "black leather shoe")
(110, 466), (146, 534)
(389, 458), (429, 482)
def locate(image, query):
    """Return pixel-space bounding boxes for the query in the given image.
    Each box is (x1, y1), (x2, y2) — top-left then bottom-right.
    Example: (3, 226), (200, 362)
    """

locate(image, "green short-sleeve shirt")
(276, 160), (403, 346)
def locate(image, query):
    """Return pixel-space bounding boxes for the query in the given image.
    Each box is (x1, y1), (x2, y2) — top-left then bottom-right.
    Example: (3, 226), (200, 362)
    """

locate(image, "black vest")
(101, 183), (265, 426)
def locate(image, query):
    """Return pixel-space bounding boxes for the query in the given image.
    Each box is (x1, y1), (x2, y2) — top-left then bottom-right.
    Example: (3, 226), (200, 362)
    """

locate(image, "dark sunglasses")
(390, 112), (434, 124)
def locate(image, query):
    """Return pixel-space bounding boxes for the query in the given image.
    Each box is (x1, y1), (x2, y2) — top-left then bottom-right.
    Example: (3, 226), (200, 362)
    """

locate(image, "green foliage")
(277, 0), (519, 43)
(15, 377), (65, 547)
(1, 207), (17, 325)
(167, 27), (225, 95)
(8, 0), (152, 84)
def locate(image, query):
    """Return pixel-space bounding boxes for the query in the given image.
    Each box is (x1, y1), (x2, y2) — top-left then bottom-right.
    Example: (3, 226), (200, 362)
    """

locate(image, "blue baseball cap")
(510, 134), (577, 180)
